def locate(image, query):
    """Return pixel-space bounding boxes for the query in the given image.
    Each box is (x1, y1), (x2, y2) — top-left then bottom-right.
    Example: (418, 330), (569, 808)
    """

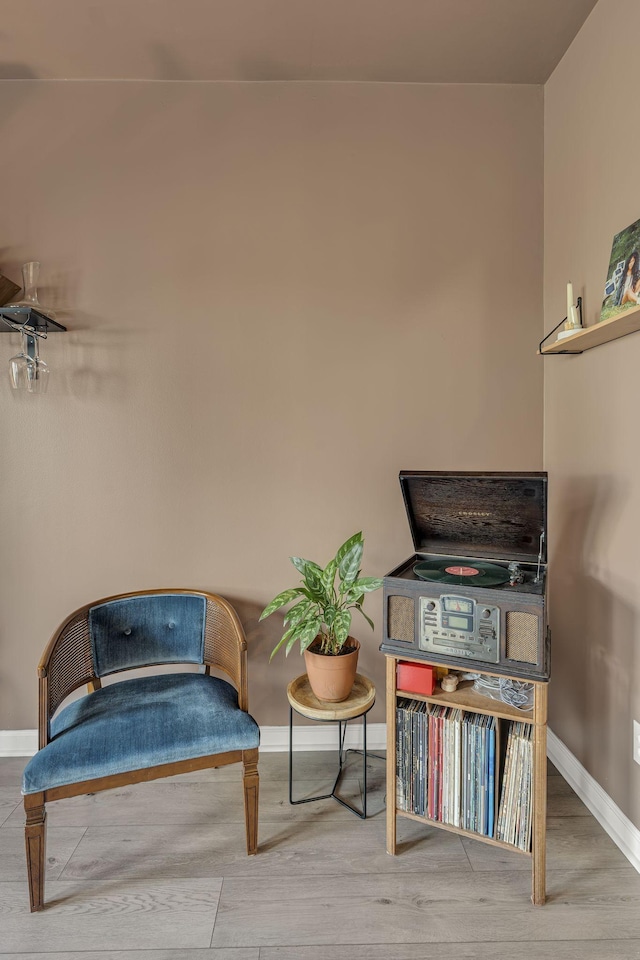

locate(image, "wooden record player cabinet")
(385, 652), (548, 905)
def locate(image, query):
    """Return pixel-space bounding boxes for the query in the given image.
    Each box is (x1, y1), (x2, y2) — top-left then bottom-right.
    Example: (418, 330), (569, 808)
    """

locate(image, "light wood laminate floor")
(1, 751), (639, 958)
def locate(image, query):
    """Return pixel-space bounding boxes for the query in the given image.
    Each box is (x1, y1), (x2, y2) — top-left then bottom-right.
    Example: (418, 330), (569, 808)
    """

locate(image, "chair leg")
(24, 793), (46, 912)
(242, 748), (259, 855)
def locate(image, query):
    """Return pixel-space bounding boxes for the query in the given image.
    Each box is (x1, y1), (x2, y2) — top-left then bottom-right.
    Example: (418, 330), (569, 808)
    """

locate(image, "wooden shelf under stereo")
(396, 678), (533, 723)
(539, 303), (640, 354)
(386, 652), (548, 905)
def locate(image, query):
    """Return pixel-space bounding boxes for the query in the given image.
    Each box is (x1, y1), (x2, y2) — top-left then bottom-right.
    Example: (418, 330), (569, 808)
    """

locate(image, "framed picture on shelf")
(600, 215), (640, 322)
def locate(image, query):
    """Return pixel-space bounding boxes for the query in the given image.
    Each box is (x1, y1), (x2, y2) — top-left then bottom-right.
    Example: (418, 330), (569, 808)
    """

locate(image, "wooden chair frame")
(24, 588), (259, 912)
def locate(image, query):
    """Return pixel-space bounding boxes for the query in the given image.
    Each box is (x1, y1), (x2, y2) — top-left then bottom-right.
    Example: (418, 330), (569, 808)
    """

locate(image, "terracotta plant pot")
(303, 637), (360, 702)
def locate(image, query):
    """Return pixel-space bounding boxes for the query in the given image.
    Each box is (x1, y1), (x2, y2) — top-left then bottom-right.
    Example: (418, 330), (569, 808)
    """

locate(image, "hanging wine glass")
(5, 262), (53, 392)
(26, 332), (49, 394)
(9, 329), (49, 393)
(9, 332), (35, 390)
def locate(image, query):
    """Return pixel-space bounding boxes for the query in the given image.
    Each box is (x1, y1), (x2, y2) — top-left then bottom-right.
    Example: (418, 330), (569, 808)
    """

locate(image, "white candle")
(566, 282), (574, 321)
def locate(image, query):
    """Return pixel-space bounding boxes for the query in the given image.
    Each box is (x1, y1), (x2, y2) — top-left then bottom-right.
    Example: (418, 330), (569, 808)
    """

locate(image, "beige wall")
(0, 81), (543, 730)
(545, 0), (640, 826)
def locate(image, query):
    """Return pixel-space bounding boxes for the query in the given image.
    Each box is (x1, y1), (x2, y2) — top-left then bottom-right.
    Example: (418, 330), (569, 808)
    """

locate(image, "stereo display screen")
(447, 614), (471, 630)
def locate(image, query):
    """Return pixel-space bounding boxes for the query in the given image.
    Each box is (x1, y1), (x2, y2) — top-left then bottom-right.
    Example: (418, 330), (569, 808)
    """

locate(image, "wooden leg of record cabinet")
(531, 682), (548, 906)
(386, 655), (397, 855)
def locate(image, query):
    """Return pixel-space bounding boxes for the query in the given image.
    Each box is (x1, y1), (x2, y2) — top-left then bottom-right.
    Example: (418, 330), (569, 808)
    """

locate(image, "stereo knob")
(426, 601), (436, 612)
(482, 609), (492, 619)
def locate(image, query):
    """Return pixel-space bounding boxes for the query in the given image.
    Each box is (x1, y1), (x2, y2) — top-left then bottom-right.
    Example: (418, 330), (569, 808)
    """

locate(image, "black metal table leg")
(289, 705), (335, 806)
(289, 705), (373, 818)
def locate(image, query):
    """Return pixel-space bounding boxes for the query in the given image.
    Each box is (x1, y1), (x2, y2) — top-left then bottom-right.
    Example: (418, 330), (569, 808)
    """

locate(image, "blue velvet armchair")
(21, 589), (260, 911)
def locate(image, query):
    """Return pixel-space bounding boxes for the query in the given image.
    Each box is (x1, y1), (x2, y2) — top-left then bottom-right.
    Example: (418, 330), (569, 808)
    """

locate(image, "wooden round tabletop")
(287, 673), (376, 721)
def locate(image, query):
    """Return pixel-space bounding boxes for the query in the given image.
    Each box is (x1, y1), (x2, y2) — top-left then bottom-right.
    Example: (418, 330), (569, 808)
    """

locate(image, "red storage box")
(397, 661), (436, 696)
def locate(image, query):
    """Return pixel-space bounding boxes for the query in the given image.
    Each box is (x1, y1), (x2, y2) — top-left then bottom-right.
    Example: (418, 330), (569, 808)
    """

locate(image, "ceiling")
(0, 0), (598, 84)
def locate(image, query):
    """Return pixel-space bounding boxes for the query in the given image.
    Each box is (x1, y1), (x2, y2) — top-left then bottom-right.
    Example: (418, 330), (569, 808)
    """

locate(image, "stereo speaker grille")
(388, 596), (415, 644)
(506, 611), (538, 664)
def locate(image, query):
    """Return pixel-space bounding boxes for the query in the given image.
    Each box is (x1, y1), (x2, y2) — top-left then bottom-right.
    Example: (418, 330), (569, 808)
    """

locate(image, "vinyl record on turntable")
(413, 558), (510, 587)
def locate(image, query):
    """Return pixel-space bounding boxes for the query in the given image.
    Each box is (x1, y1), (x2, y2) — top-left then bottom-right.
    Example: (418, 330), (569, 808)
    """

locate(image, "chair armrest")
(37, 604), (97, 748)
(203, 595), (249, 712)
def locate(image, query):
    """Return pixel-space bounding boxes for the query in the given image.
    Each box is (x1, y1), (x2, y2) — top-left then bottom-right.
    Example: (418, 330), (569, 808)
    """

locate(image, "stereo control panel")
(419, 594), (500, 664)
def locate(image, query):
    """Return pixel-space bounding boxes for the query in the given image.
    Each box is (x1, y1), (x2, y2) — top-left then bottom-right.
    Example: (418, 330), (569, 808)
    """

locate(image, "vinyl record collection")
(495, 721), (534, 850)
(396, 698), (533, 851)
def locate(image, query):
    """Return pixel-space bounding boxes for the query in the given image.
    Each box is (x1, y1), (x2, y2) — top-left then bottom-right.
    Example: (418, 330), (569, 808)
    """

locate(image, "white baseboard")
(0, 730), (38, 757)
(547, 728), (640, 875)
(0, 724), (387, 758)
(259, 722), (386, 752)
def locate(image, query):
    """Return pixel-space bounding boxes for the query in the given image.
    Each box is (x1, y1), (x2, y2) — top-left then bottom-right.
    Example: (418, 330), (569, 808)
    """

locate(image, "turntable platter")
(413, 558), (509, 587)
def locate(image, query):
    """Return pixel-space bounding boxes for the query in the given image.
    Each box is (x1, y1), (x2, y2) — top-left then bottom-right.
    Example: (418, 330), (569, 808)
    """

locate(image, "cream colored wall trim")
(548, 728), (640, 875)
(0, 723), (387, 758)
(259, 722), (386, 752)
(0, 730), (38, 757)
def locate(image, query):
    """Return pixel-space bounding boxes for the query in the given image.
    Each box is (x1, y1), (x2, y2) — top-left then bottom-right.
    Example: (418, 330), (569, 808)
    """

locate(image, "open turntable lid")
(399, 471), (547, 564)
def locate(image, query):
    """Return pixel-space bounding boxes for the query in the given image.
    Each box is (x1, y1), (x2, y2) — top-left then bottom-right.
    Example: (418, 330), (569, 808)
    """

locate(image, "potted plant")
(260, 532), (383, 702)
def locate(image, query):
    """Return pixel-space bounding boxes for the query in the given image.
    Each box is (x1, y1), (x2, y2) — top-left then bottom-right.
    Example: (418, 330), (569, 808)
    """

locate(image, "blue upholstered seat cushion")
(22, 673), (260, 795)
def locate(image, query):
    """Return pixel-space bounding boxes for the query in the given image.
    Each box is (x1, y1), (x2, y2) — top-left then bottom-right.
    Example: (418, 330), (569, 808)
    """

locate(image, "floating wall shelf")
(539, 303), (640, 355)
(0, 306), (67, 334)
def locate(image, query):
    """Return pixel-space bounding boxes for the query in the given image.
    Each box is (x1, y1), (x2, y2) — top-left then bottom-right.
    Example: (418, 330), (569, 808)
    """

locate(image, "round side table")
(286, 673), (376, 819)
